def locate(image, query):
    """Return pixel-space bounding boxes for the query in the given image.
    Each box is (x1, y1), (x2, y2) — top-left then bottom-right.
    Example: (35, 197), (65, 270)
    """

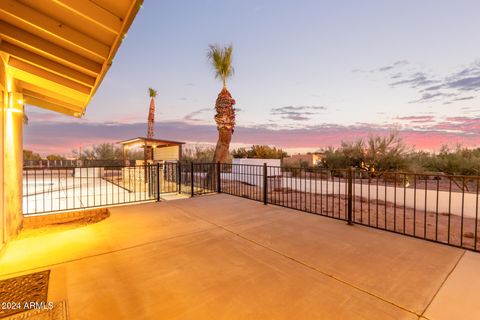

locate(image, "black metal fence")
(22, 162), (218, 215)
(217, 163), (480, 252)
(162, 162), (217, 196)
(23, 164), (159, 214)
(22, 161), (480, 252)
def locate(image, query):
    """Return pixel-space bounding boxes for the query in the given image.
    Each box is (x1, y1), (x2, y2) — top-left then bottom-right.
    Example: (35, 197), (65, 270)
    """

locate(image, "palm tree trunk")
(209, 88), (235, 190)
(213, 127), (233, 162)
(147, 97), (155, 139)
(212, 88), (236, 163)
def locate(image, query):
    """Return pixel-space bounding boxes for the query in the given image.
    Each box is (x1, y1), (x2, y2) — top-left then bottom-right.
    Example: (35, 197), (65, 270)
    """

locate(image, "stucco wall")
(0, 57), (24, 252)
(154, 146), (180, 161)
(232, 158), (281, 167)
(0, 57), (5, 251)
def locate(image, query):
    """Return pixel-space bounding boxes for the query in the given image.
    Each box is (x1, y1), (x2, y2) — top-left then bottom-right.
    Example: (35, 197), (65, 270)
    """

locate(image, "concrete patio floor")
(1, 194), (479, 319)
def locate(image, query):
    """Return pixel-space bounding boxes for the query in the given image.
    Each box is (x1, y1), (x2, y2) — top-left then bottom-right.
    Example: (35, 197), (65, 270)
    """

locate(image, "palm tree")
(147, 87), (157, 139)
(207, 44), (236, 163)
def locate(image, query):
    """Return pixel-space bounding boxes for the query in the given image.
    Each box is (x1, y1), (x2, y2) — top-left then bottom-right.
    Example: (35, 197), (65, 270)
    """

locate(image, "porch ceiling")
(0, 0), (143, 117)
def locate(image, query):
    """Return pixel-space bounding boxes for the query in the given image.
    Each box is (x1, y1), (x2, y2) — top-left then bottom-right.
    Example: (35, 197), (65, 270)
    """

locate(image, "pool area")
(23, 174), (155, 214)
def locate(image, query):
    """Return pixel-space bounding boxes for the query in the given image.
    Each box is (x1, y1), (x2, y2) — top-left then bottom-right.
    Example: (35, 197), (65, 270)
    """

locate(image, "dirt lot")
(221, 180), (480, 250)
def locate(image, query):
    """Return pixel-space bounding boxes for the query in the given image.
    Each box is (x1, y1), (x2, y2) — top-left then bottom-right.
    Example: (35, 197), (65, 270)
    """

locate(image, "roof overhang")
(119, 137), (186, 149)
(0, 0), (143, 117)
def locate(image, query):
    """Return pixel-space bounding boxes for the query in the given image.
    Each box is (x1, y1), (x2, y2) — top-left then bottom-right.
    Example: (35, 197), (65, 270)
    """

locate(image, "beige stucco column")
(0, 60), (24, 252)
(4, 91), (24, 240)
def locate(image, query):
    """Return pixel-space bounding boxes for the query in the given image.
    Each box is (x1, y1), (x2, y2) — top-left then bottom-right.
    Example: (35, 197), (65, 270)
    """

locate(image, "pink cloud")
(23, 119), (480, 157)
(395, 115), (435, 123)
(433, 117), (480, 133)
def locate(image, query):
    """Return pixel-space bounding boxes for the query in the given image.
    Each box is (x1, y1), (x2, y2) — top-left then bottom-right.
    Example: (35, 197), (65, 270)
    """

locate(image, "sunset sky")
(24, 0), (480, 156)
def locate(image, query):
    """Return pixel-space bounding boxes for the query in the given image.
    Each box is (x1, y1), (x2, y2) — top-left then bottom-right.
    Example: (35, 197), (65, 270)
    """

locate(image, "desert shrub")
(182, 145), (222, 163)
(321, 131), (408, 173)
(46, 154), (66, 161)
(232, 145), (288, 159)
(427, 145), (480, 176)
(72, 143), (123, 160)
(23, 150), (41, 161)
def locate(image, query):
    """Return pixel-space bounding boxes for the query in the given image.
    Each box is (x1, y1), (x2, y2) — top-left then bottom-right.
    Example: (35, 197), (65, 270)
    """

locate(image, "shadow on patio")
(1, 194), (478, 320)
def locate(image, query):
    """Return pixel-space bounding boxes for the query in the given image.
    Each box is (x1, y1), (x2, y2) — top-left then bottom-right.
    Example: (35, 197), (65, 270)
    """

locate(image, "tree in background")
(125, 149), (145, 161)
(417, 145), (480, 191)
(232, 145), (288, 159)
(23, 150), (42, 161)
(425, 145), (480, 176)
(207, 44), (236, 163)
(363, 131), (407, 172)
(322, 131), (408, 172)
(147, 87), (157, 139)
(46, 154), (66, 161)
(72, 143), (123, 160)
(182, 145), (222, 163)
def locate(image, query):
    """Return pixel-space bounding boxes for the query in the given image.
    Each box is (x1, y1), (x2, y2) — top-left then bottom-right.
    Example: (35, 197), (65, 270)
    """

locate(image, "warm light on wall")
(4, 97), (22, 230)
(6, 67), (13, 92)
(4, 108), (22, 114)
(6, 92), (23, 114)
(6, 78), (12, 93)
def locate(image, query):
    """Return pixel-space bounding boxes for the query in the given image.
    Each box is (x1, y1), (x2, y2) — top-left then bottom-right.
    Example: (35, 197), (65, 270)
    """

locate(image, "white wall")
(280, 177), (477, 218)
(232, 158), (281, 167)
(222, 159), (280, 186)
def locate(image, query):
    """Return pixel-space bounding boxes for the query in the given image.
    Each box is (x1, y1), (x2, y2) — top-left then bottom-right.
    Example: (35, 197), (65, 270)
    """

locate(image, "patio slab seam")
(0, 225), (220, 279)
(418, 249), (466, 319)
(169, 203), (423, 318)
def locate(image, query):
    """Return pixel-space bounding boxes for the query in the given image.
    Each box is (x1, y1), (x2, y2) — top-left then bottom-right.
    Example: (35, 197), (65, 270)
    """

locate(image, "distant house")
(283, 153), (325, 167)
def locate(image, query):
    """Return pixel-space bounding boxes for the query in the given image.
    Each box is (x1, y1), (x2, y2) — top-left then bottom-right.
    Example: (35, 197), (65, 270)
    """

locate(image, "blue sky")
(25, 0), (480, 155)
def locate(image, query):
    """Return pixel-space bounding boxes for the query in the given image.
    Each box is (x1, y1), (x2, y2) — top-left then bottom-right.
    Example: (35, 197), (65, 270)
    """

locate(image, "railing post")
(217, 161), (221, 193)
(178, 162), (182, 194)
(156, 163), (160, 202)
(263, 163), (268, 205)
(347, 167), (353, 225)
(190, 162), (194, 197)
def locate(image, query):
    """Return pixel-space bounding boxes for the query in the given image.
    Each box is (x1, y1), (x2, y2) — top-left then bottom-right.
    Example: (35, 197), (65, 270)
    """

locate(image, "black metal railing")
(217, 163), (480, 252)
(22, 162), (218, 215)
(22, 161), (480, 252)
(23, 164), (158, 214)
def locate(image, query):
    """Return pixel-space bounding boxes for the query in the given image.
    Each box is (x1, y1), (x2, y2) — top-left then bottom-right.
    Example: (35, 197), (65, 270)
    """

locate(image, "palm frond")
(148, 87), (157, 98)
(207, 44), (234, 86)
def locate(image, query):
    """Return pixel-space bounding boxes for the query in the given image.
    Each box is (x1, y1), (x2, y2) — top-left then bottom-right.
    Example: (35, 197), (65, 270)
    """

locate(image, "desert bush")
(72, 143), (123, 160)
(232, 145), (288, 159)
(182, 145), (221, 163)
(321, 131), (408, 173)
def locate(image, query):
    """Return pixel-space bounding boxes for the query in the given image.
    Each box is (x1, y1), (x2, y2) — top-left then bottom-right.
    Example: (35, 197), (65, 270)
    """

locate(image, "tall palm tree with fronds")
(147, 87), (157, 139)
(207, 44), (236, 163)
